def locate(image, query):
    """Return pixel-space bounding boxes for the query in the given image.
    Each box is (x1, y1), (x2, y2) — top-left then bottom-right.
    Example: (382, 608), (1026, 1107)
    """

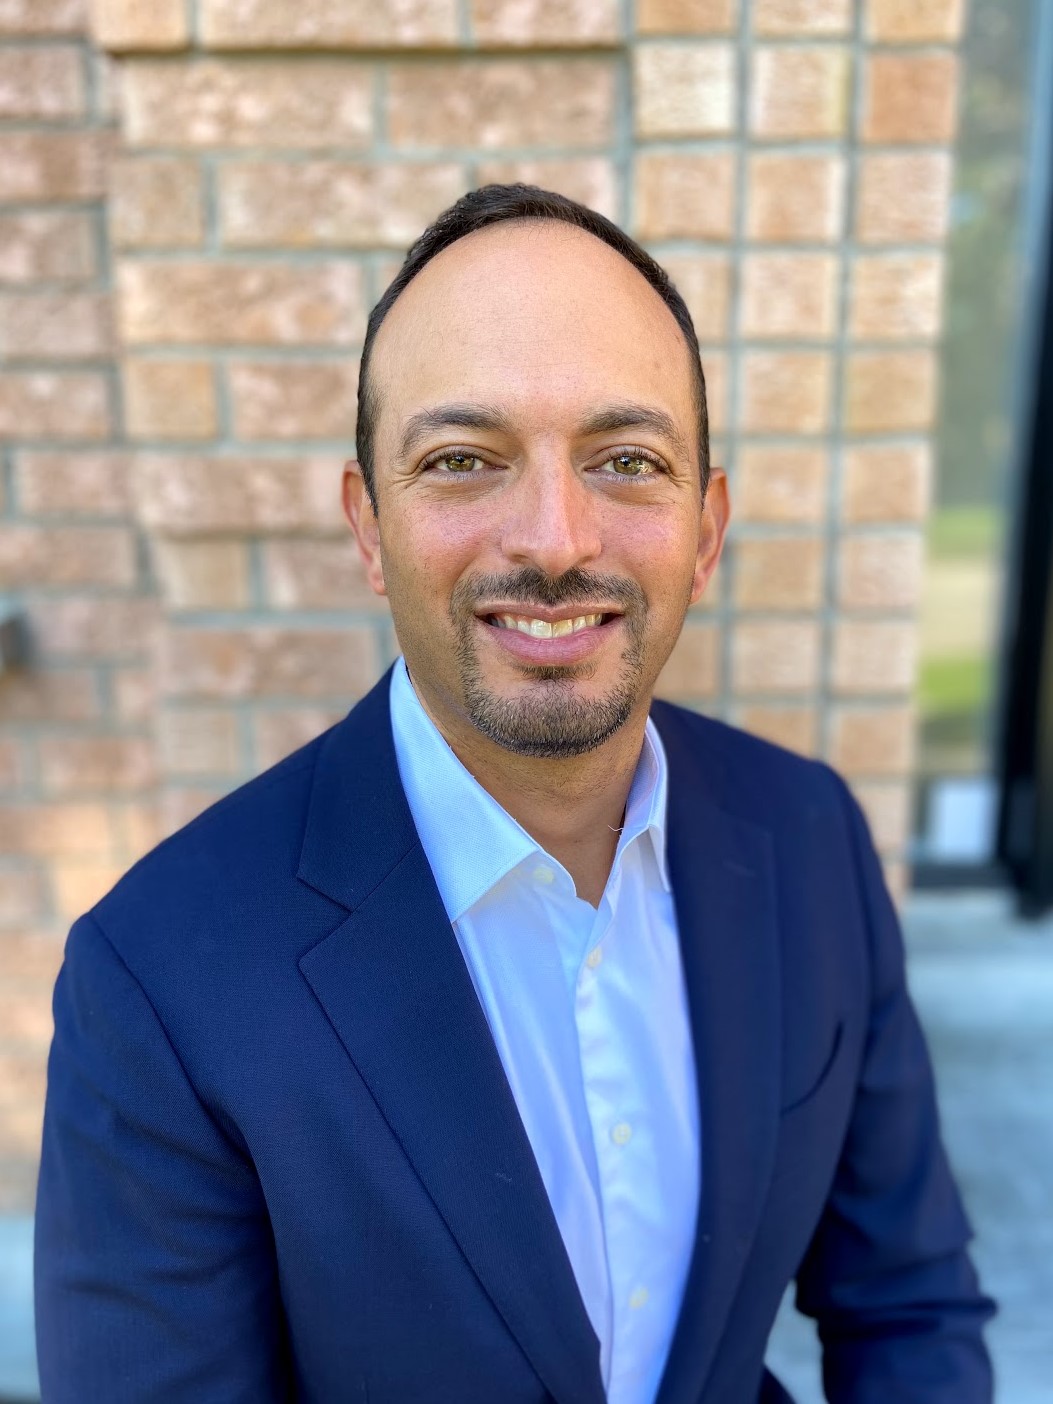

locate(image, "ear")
(342, 460), (387, 597)
(690, 467), (730, 607)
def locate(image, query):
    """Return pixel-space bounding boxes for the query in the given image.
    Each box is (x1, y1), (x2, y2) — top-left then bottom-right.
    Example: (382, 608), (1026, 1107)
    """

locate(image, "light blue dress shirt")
(389, 658), (701, 1404)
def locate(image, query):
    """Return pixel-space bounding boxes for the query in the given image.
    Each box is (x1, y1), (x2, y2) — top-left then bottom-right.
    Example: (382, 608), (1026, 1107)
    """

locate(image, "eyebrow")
(396, 400), (691, 463)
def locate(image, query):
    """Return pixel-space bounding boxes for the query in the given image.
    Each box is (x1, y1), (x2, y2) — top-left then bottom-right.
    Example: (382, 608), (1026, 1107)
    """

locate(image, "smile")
(489, 612), (606, 637)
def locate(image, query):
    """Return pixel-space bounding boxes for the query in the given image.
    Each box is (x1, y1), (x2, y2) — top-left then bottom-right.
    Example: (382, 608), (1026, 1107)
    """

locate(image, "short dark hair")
(355, 183), (709, 506)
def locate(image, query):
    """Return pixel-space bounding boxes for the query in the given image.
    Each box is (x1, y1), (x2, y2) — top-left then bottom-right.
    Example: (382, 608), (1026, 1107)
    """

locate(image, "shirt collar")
(388, 657), (671, 923)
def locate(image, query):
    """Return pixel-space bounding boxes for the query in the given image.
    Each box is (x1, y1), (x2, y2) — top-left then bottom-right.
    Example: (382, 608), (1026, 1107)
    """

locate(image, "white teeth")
(494, 613), (604, 637)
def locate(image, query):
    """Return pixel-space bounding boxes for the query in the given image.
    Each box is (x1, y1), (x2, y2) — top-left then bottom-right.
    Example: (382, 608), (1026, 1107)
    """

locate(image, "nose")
(499, 457), (603, 579)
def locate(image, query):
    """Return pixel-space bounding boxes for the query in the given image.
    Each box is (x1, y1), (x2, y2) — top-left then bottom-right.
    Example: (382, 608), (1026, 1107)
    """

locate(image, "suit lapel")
(296, 675), (605, 1404)
(652, 708), (782, 1404)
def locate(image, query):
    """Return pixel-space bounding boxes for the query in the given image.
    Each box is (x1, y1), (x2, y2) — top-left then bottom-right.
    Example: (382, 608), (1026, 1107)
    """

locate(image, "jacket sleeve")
(34, 912), (293, 1403)
(793, 780), (996, 1403)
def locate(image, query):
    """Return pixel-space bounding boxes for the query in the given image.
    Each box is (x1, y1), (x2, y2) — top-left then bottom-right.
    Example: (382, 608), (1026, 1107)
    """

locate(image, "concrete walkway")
(3, 892), (1051, 1402)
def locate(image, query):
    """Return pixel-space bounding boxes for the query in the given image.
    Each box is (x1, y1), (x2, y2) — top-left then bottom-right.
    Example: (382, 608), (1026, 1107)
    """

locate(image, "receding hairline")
(364, 216), (704, 447)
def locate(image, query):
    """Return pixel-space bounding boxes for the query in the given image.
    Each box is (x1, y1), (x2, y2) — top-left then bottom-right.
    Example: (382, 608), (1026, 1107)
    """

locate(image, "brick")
(122, 58), (373, 149)
(634, 151), (735, 240)
(739, 351), (832, 433)
(388, 59), (615, 150)
(0, 370), (110, 439)
(635, 0), (736, 32)
(0, 739), (24, 789)
(0, 44), (84, 118)
(0, 968), (55, 1045)
(15, 450), (131, 517)
(746, 153), (844, 243)
(50, 860), (127, 921)
(740, 252), (838, 339)
(39, 736), (156, 796)
(476, 158), (617, 221)
(253, 707), (344, 770)
(734, 445), (828, 523)
(866, 0), (963, 42)
(0, 1161), (41, 1215)
(112, 665), (155, 723)
(110, 798), (161, 859)
(0, 131), (108, 201)
(634, 43), (736, 137)
(734, 704), (818, 755)
(0, 525), (134, 588)
(0, 803), (115, 858)
(844, 350), (938, 433)
(849, 254), (944, 340)
(0, 211), (95, 284)
(660, 255), (731, 342)
(0, 867), (45, 929)
(656, 623), (720, 698)
(0, 1050), (47, 1153)
(471, 0), (619, 44)
(159, 707), (242, 777)
(26, 598), (159, 658)
(123, 359), (217, 439)
(91, 0), (187, 47)
(842, 442), (932, 522)
(0, 671), (99, 724)
(118, 262), (364, 347)
(838, 531), (924, 611)
(733, 535), (824, 610)
(0, 933), (64, 987)
(832, 619), (917, 694)
(219, 161), (464, 249)
(702, 351), (729, 435)
(262, 539), (384, 610)
(0, 291), (112, 360)
(229, 359), (357, 442)
(159, 626), (380, 700)
(852, 779), (912, 852)
(754, 0), (850, 32)
(109, 155), (204, 249)
(160, 785), (229, 837)
(750, 46), (850, 139)
(0, 0), (88, 34)
(134, 454), (342, 534)
(731, 620), (821, 694)
(201, 0), (459, 46)
(152, 539), (252, 610)
(863, 52), (959, 145)
(829, 704), (915, 775)
(856, 153), (952, 244)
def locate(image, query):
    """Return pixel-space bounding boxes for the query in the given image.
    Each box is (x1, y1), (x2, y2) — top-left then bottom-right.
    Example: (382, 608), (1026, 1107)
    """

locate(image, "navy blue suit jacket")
(35, 673), (994, 1403)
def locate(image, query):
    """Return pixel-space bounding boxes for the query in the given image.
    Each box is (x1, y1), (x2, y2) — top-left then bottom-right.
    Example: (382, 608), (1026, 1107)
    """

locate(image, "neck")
(412, 681), (650, 908)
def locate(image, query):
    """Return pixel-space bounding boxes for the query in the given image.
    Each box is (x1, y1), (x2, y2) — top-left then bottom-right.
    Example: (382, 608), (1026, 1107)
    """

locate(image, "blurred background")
(1, 0), (1051, 1400)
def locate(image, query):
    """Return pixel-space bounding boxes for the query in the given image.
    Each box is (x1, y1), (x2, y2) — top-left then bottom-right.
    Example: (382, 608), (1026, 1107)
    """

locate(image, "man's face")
(344, 220), (728, 758)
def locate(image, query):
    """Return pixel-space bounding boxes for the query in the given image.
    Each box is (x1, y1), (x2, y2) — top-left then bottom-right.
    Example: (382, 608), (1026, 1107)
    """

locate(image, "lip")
(476, 610), (622, 666)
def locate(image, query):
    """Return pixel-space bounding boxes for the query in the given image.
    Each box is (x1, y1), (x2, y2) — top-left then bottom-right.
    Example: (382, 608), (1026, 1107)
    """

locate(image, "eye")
(423, 451), (489, 474)
(601, 450), (664, 478)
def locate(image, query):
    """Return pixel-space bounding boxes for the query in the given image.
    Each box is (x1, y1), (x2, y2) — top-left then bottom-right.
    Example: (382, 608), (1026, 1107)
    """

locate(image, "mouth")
(485, 611), (615, 638)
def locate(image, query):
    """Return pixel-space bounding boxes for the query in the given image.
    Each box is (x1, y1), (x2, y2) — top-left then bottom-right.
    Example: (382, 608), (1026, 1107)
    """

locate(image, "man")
(35, 186), (994, 1403)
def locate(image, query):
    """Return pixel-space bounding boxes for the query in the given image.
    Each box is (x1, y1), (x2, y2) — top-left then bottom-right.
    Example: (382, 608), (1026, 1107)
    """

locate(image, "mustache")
(451, 567), (646, 614)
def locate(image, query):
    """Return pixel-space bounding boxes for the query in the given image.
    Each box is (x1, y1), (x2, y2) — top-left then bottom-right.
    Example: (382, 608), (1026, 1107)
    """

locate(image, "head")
(344, 184), (729, 760)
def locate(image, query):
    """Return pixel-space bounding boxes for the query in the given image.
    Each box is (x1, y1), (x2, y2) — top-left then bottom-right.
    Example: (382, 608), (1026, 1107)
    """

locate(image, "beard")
(449, 566), (649, 759)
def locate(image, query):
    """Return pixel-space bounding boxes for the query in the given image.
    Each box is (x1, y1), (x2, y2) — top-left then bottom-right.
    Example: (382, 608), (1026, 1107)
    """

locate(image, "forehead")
(369, 221), (697, 448)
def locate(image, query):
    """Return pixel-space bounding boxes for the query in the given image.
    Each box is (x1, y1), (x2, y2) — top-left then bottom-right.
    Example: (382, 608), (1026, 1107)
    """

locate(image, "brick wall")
(0, 0), (966, 1210)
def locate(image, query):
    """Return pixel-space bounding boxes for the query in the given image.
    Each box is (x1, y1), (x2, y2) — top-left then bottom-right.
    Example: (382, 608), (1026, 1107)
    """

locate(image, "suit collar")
(297, 676), (781, 1404)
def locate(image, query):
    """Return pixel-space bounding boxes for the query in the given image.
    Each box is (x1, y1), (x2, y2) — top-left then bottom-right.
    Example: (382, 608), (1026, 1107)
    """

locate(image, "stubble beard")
(450, 567), (649, 759)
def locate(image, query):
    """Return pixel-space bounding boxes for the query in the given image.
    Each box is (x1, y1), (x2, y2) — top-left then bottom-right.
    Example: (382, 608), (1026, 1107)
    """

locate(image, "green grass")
(926, 505), (1003, 560)
(919, 653), (992, 715)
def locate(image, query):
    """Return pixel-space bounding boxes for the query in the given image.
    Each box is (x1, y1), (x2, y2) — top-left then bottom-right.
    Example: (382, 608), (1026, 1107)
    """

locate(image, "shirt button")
(533, 866), (555, 885)
(629, 1286), (649, 1310)
(586, 946), (603, 970)
(610, 1121), (633, 1147)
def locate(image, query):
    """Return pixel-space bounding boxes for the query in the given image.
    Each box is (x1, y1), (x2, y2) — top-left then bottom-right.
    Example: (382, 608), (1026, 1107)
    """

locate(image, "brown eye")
(609, 453), (655, 476)
(437, 454), (483, 473)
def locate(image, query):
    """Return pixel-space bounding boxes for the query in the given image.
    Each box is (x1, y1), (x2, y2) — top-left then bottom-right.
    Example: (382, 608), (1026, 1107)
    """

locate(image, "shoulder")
(650, 697), (849, 829)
